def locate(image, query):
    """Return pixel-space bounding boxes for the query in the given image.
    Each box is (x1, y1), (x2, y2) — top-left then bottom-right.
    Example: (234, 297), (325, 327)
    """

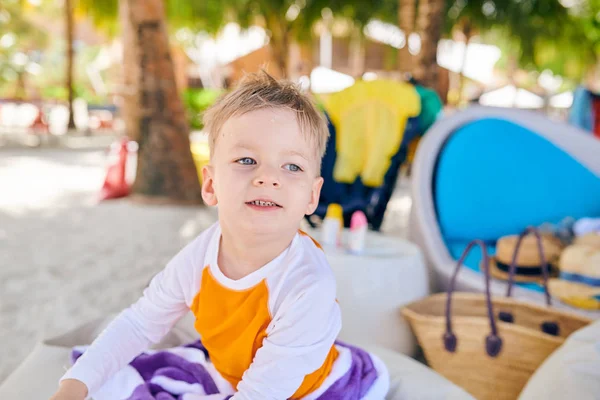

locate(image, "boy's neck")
(217, 223), (296, 281)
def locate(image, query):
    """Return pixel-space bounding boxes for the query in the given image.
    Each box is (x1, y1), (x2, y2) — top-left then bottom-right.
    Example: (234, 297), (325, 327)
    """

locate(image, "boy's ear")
(201, 165), (218, 206)
(305, 176), (323, 215)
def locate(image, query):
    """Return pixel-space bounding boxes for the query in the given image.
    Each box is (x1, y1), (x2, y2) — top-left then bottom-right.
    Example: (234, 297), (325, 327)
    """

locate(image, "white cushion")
(0, 314), (198, 399)
(361, 343), (474, 400)
(0, 314), (473, 399)
(518, 319), (600, 400)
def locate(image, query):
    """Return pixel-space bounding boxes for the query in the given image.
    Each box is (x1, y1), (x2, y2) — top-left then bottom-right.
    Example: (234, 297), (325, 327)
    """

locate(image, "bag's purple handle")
(505, 226), (552, 306)
(444, 240), (503, 357)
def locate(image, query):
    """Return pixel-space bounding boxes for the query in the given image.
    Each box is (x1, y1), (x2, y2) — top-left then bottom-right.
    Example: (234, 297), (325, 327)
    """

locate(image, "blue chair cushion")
(435, 118), (600, 242)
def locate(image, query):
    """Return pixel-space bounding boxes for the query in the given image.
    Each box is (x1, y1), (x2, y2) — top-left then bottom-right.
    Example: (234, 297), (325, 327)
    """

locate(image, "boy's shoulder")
(175, 222), (220, 265)
(267, 231), (338, 314)
(279, 230), (336, 286)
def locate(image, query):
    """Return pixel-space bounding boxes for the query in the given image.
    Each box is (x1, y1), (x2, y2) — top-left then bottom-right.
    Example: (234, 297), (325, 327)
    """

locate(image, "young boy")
(51, 72), (389, 400)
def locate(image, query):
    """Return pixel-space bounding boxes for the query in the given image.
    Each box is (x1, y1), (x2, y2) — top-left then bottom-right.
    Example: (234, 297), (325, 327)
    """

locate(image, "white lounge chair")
(409, 106), (600, 317)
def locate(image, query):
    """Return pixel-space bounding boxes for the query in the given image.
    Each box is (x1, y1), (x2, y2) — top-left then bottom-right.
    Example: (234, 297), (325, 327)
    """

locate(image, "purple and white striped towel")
(71, 340), (389, 400)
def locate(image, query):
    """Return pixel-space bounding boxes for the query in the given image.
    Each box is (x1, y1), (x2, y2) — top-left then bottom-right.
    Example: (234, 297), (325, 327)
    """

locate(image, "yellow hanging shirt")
(326, 80), (421, 187)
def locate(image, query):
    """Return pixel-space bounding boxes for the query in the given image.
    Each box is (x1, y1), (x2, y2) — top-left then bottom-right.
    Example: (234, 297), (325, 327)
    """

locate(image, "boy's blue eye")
(284, 164), (302, 172)
(237, 157), (256, 165)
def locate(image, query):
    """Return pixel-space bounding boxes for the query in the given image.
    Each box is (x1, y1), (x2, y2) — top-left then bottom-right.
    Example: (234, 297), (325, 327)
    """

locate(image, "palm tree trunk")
(507, 55), (519, 108)
(457, 20), (473, 104)
(15, 70), (26, 100)
(413, 0), (445, 92)
(65, 0), (76, 130)
(126, 0), (203, 204)
(349, 28), (365, 77)
(298, 40), (315, 77)
(271, 37), (288, 79)
(398, 0), (416, 74)
(267, 16), (289, 78)
(119, 0), (139, 141)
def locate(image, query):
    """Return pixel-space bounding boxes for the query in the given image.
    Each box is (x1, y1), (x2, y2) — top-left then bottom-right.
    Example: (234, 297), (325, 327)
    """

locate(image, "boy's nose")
(253, 169), (280, 187)
(253, 177), (280, 187)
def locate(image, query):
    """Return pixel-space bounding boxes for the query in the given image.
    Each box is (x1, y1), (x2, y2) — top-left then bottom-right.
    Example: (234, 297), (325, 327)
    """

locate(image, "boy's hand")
(49, 379), (88, 400)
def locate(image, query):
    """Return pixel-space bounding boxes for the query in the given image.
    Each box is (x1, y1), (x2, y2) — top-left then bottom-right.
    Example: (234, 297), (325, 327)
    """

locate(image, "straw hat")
(548, 279), (600, 299)
(487, 233), (562, 283)
(560, 244), (600, 274)
(549, 244), (600, 309)
(573, 232), (600, 249)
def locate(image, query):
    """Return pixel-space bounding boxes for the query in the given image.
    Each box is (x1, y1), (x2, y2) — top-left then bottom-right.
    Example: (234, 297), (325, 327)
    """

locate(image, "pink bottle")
(348, 211), (368, 254)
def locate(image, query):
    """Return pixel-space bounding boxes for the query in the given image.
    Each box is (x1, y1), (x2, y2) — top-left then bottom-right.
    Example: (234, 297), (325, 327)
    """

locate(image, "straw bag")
(402, 227), (592, 400)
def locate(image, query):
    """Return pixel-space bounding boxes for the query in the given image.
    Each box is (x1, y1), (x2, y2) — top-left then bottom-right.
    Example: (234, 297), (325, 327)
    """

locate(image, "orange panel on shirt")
(299, 230), (324, 251)
(191, 267), (271, 390)
(293, 345), (339, 398)
(191, 266), (338, 399)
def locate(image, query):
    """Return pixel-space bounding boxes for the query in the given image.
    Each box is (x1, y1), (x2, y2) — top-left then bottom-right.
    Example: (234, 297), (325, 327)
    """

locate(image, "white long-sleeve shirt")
(61, 222), (342, 399)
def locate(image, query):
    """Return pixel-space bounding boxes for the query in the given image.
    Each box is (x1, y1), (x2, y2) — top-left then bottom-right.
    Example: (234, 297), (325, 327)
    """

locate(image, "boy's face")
(201, 108), (323, 237)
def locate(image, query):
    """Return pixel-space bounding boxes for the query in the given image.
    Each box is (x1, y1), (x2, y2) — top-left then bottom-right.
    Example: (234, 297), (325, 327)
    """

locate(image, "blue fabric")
(560, 271), (600, 287)
(435, 118), (600, 242)
(568, 86), (594, 133)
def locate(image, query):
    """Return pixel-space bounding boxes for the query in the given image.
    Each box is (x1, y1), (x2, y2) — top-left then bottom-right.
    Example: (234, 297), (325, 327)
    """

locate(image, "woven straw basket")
(402, 228), (592, 400)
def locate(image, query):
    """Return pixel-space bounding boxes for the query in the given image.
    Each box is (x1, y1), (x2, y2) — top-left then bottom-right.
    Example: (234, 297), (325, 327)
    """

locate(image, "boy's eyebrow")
(284, 149), (310, 161)
(233, 144), (311, 162)
(231, 144), (255, 152)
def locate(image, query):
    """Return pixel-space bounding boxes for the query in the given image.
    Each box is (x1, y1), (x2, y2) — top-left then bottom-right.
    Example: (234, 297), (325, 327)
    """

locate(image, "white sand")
(0, 147), (410, 383)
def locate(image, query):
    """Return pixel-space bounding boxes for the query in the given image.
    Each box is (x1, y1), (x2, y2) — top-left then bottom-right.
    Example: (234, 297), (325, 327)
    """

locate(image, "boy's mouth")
(246, 199), (282, 208)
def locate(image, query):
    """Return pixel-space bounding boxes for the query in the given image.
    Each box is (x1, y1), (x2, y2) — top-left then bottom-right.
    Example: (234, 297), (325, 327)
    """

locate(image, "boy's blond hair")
(203, 71), (329, 167)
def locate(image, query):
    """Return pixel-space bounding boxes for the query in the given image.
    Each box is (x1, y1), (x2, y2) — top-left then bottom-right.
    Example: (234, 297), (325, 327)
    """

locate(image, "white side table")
(308, 229), (430, 356)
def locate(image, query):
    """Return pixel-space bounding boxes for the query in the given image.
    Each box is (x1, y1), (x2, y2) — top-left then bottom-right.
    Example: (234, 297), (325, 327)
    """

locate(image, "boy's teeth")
(252, 200), (276, 206)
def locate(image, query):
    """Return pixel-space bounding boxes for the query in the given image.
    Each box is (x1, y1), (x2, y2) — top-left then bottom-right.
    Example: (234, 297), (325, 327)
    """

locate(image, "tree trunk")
(119, 0), (140, 141)
(398, 0), (416, 75)
(298, 40), (315, 77)
(271, 37), (289, 79)
(413, 0), (445, 92)
(126, 0), (203, 204)
(457, 20), (473, 104)
(507, 54), (519, 108)
(65, 0), (76, 130)
(15, 70), (26, 100)
(267, 16), (289, 78)
(349, 27), (365, 77)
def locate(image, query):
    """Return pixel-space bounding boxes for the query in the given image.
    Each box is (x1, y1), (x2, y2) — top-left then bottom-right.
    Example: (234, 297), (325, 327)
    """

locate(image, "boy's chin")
(240, 218), (299, 236)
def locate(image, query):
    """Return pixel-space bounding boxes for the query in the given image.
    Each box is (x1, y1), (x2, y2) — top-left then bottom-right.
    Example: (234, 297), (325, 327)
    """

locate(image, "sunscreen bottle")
(322, 203), (343, 247)
(348, 210), (368, 254)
